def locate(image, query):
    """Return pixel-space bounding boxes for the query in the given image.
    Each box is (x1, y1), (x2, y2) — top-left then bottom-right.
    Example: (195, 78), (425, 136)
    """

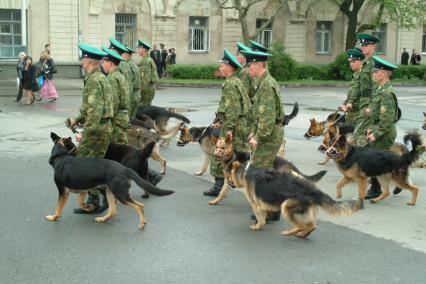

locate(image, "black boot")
(393, 187), (402, 195)
(91, 191), (109, 214)
(73, 193), (101, 214)
(148, 169), (163, 185)
(251, 211), (281, 222)
(203, 177), (224, 196)
(365, 178), (382, 200)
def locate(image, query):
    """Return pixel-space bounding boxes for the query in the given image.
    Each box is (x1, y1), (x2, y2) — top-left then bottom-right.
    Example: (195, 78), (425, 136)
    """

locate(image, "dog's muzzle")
(304, 132), (313, 140)
(317, 143), (328, 153)
(325, 146), (342, 159)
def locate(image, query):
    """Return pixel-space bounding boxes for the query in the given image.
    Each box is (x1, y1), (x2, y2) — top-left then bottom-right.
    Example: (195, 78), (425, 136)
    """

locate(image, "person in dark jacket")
(14, 51), (26, 102)
(410, 49), (421, 65)
(150, 44), (162, 78)
(401, 48), (409, 65)
(21, 56), (37, 105)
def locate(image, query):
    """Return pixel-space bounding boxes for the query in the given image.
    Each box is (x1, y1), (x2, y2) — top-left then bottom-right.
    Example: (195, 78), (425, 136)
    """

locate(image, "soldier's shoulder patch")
(380, 105), (387, 114)
(259, 105), (266, 114)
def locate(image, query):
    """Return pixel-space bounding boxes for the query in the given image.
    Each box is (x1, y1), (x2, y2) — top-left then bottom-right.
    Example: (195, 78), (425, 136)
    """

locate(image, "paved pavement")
(1, 81), (426, 283)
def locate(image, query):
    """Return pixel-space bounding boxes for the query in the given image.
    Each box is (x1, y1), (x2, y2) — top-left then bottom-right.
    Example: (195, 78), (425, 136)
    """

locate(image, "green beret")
(220, 48), (242, 69)
(137, 39), (152, 50)
(240, 50), (271, 63)
(79, 43), (107, 60)
(236, 42), (251, 52)
(356, 33), (380, 45)
(101, 46), (124, 64)
(372, 55), (398, 71)
(346, 47), (365, 60)
(250, 40), (268, 53)
(108, 37), (128, 53)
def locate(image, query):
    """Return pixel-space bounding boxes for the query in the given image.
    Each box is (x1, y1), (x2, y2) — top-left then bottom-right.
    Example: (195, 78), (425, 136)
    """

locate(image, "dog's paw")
(45, 215), (59, 221)
(250, 224), (263, 231)
(194, 171), (204, 176)
(208, 199), (219, 205)
(406, 201), (416, 206)
(139, 222), (146, 230)
(336, 192), (342, 199)
(95, 217), (107, 223)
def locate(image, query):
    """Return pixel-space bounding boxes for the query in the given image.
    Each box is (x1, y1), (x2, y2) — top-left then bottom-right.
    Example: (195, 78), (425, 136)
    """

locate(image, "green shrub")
(327, 52), (352, 81)
(391, 65), (426, 80)
(268, 42), (298, 81)
(296, 64), (329, 80)
(167, 64), (218, 79)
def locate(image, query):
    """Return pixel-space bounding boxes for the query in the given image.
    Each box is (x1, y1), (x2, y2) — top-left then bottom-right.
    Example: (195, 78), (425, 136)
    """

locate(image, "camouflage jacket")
(107, 67), (130, 114)
(127, 59), (141, 94)
(345, 70), (361, 107)
(250, 70), (284, 142)
(139, 55), (158, 93)
(119, 60), (133, 95)
(237, 66), (255, 102)
(76, 67), (114, 133)
(352, 55), (376, 110)
(368, 81), (398, 149)
(217, 73), (251, 138)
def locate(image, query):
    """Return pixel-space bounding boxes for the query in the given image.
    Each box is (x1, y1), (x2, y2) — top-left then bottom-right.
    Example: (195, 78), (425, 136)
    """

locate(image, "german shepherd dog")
(325, 129), (423, 206)
(209, 133), (327, 205)
(304, 112), (344, 165)
(176, 102), (300, 176)
(47, 133), (174, 229)
(231, 160), (363, 238)
(136, 105), (191, 146)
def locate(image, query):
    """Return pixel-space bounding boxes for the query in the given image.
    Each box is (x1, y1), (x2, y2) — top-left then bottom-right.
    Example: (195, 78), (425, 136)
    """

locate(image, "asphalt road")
(1, 82), (426, 283)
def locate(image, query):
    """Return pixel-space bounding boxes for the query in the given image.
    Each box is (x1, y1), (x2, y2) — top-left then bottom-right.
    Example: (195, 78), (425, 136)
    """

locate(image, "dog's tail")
(169, 112), (191, 124)
(402, 129), (424, 166)
(125, 168), (174, 196)
(319, 194), (364, 216)
(303, 170), (327, 183)
(282, 102), (299, 126)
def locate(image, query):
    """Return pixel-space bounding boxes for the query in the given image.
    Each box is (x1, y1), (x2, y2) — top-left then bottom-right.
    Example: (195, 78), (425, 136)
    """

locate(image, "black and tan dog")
(209, 133), (327, 205)
(231, 160), (363, 238)
(136, 105), (191, 146)
(326, 129), (423, 205)
(47, 133), (174, 229)
(176, 125), (220, 176)
(176, 102), (299, 175)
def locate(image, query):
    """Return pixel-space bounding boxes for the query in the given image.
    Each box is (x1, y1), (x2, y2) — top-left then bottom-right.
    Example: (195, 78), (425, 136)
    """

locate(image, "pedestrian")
(150, 44), (162, 78)
(160, 44), (168, 77)
(240, 49), (284, 221)
(67, 43), (113, 214)
(122, 45), (141, 120)
(137, 39), (158, 106)
(401, 48), (409, 65)
(340, 47), (365, 123)
(101, 46), (130, 145)
(168, 48), (176, 65)
(21, 56), (38, 105)
(39, 51), (58, 102)
(14, 51), (26, 102)
(203, 48), (251, 196)
(410, 49), (421, 65)
(352, 33), (383, 199)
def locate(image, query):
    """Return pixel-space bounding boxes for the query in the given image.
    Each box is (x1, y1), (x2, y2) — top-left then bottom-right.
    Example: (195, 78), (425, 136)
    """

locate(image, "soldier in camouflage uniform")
(340, 48), (364, 124)
(235, 42), (255, 102)
(203, 49), (251, 196)
(108, 38), (132, 103)
(137, 39), (159, 106)
(101, 47), (130, 144)
(67, 43), (113, 214)
(122, 46), (142, 120)
(241, 49), (284, 222)
(241, 50), (284, 169)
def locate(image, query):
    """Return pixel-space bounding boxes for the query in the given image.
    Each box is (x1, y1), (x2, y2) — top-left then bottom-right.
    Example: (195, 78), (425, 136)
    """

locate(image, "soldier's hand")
(76, 133), (82, 142)
(346, 103), (353, 111)
(340, 104), (347, 112)
(249, 137), (258, 149)
(367, 132), (376, 142)
(364, 107), (371, 115)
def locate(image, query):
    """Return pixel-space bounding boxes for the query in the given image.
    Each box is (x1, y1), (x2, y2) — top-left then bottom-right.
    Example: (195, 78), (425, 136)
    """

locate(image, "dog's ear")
(423, 112), (426, 117)
(50, 132), (60, 142)
(225, 132), (233, 144)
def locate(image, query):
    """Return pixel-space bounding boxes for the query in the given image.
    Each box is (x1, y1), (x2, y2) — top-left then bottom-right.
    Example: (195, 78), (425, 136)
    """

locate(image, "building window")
(0, 9), (23, 58)
(256, 19), (272, 48)
(372, 24), (387, 54)
(188, 16), (209, 52)
(422, 25), (426, 53)
(316, 22), (331, 54)
(115, 14), (136, 48)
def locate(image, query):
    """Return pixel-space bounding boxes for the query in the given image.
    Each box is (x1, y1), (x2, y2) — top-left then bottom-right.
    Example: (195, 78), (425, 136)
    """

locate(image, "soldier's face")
(372, 69), (390, 84)
(349, 59), (362, 71)
(137, 47), (147, 56)
(219, 63), (235, 77)
(248, 62), (262, 77)
(360, 44), (375, 56)
(101, 59), (112, 74)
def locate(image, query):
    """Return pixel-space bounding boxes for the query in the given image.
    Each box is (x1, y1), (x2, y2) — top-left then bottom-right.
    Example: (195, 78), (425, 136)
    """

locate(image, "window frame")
(422, 25), (426, 54)
(188, 16), (210, 53)
(256, 19), (273, 48)
(115, 13), (137, 49)
(372, 24), (387, 54)
(0, 9), (24, 58)
(315, 21), (332, 55)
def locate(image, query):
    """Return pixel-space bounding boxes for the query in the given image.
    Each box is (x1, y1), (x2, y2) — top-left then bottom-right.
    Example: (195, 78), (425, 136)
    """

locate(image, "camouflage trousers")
(251, 125), (284, 168)
(139, 87), (155, 107)
(129, 91), (141, 120)
(345, 110), (357, 124)
(210, 159), (224, 178)
(111, 113), (129, 144)
(77, 121), (112, 195)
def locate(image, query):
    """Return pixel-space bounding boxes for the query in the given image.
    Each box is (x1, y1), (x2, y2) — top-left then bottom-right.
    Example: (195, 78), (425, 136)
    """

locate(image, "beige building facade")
(0, 0), (425, 77)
